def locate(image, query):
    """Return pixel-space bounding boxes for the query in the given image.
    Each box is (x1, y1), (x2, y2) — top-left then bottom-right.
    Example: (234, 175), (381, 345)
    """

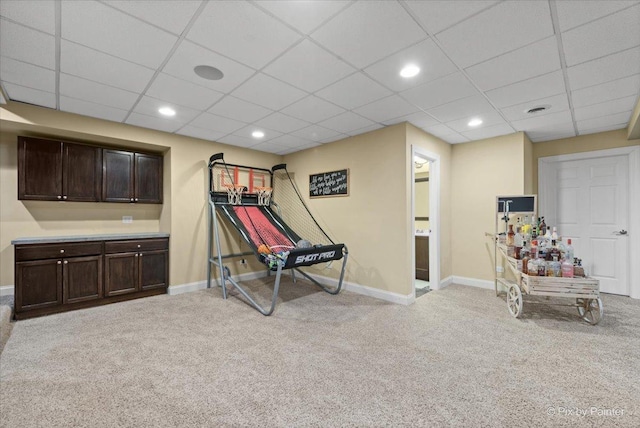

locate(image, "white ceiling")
(1, 0), (639, 155)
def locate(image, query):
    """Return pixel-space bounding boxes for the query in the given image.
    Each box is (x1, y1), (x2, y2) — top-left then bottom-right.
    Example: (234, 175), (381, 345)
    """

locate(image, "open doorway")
(411, 147), (440, 300)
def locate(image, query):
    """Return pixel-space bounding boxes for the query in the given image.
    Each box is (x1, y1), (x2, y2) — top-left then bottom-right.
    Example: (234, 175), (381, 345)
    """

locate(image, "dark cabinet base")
(415, 236), (430, 281)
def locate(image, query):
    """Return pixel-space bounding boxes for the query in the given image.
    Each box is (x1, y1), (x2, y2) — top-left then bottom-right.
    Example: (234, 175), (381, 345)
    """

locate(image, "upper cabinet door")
(135, 153), (163, 204)
(102, 149), (134, 202)
(63, 143), (102, 202)
(18, 137), (63, 200)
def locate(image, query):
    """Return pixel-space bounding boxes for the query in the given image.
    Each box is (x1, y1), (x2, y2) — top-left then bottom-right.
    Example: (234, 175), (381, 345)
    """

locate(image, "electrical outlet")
(496, 266), (504, 273)
(122, 216), (133, 224)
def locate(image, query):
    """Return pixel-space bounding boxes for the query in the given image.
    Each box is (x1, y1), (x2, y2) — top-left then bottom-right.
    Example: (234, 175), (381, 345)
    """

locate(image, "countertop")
(11, 232), (170, 245)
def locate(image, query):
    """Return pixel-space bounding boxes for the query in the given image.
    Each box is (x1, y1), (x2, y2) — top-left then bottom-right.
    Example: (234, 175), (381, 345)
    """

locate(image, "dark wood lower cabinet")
(415, 236), (430, 281)
(14, 237), (168, 320)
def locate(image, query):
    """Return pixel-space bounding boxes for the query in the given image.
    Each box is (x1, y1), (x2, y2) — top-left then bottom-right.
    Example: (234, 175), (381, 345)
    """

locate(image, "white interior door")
(545, 155), (629, 295)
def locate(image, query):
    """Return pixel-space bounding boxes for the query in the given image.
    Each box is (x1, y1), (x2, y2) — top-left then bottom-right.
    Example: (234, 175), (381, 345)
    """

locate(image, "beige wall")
(451, 132), (526, 281)
(531, 129), (640, 195)
(406, 123), (453, 281)
(283, 124), (412, 294)
(0, 103), (280, 288)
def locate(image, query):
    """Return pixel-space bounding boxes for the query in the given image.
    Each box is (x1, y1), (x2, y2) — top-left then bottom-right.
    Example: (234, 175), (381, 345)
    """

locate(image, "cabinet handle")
(130, 198), (134, 202)
(135, 198), (139, 202)
(63, 196), (67, 200)
(139, 253), (143, 257)
(64, 261), (68, 265)
(135, 254), (138, 257)
(57, 260), (62, 265)
(60, 249), (65, 253)
(57, 195), (62, 200)
(137, 245), (141, 248)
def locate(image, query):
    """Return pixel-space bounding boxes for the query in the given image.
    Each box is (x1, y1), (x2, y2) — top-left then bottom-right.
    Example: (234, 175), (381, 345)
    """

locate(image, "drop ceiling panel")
(278, 142), (321, 155)
(460, 123), (515, 141)
(401, 72), (478, 110)
(315, 73), (392, 110)
(145, 73), (223, 111)
(208, 96), (273, 123)
(189, 112), (246, 134)
(422, 124), (456, 139)
(256, 1), (350, 34)
(60, 73), (138, 110)
(291, 124), (343, 142)
(132, 96), (201, 124)
(176, 125), (226, 143)
(263, 39), (355, 93)
(445, 109), (508, 133)
(435, 1), (554, 68)
(186, 1), (301, 70)
(126, 112), (186, 133)
(465, 36), (561, 91)
(511, 109), (573, 131)
(103, 0), (201, 36)
(404, 0), (500, 34)
(573, 95), (638, 122)
(363, 39), (458, 92)
(248, 141), (289, 154)
(266, 134), (315, 149)
(311, 1), (426, 69)
(233, 125), (283, 142)
(61, 0), (178, 69)
(426, 95), (496, 123)
(561, 5), (640, 67)
(162, 40), (256, 94)
(253, 112), (310, 134)
(383, 111), (438, 128)
(0, 0), (55, 34)
(348, 123), (385, 136)
(60, 96), (128, 122)
(353, 95), (419, 123)
(500, 94), (570, 121)
(61, 40), (155, 93)
(567, 46), (640, 90)
(280, 95), (345, 123)
(1, 57), (55, 93)
(526, 122), (576, 141)
(217, 134), (257, 148)
(576, 111), (632, 133)
(0, 20), (55, 69)
(577, 123), (630, 135)
(318, 111), (376, 134)
(231, 73), (307, 111)
(571, 74), (640, 108)
(485, 70), (566, 108)
(441, 133), (470, 144)
(2, 83), (55, 108)
(555, 0), (639, 32)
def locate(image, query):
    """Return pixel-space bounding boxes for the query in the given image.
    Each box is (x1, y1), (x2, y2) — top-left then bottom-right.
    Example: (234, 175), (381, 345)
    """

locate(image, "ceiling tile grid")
(1, 0), (639, 154)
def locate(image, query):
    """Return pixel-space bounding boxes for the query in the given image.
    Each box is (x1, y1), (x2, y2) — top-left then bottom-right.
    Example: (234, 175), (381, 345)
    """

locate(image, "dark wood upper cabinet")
(135, 153), (163, 204)
(18, 136), (162, 204)
(102, 149), (135, 202)
(18, 137), (63, 200)
(64, 143), (102, 202)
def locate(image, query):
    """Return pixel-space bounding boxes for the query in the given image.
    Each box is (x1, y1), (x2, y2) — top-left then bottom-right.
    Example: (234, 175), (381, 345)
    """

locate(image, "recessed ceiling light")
(194, 65), (224, 81)
(158, 107), (176, 117)
(525, 105), (551, 114)
(252, 130), (265, 139)
(400, 64), (420, 78)
(468, 118), (483, 127)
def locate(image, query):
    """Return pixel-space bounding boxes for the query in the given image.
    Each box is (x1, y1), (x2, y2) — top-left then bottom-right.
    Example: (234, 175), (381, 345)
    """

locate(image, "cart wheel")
(576, 298), (603, 325)
(507, 284), (523, 318)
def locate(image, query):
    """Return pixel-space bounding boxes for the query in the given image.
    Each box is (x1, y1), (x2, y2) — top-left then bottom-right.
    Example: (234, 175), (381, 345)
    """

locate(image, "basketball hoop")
(255, 186), (273, 206)
(224, 184), (245, 205)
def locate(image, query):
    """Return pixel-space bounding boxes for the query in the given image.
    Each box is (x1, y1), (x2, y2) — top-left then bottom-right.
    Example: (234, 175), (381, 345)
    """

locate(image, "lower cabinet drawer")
(105, 238), (169, 254)
(16, 242), (103, 262)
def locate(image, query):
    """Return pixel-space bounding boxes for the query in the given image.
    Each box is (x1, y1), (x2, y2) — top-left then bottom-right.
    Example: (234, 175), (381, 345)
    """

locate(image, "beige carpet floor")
(1, 279), (639, 427)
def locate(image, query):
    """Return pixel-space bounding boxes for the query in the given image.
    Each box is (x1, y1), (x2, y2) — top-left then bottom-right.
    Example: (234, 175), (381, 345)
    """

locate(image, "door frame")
(538, 146), (640, 299)
(411, 146), (440, 297)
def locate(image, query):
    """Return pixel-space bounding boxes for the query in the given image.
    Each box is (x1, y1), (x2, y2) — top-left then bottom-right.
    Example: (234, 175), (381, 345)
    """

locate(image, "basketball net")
(224, 184), (245, 205)
(255, 186), (272, 206)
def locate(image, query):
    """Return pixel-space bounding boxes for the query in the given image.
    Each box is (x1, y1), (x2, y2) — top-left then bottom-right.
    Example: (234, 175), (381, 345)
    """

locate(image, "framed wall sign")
(309, 169), (349, 198)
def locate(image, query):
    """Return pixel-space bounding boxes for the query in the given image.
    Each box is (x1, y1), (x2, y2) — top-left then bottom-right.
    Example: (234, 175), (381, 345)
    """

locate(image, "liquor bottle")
(533, 217), (540, 238)
(561, 257), (574, 278)
(548, 239), (561, 261)
(507, 224), (515, 246)
(551, 226), (558, 241)
(527, 258), (538, 276)
(540, 217), (547, 236)
(564, 238), (574, 263)
(521, 248), (530, 274)
(549, 255), (561, 277)
(536, 254), (546, 276)
(514, 227), (524, 260)
(530, 239), (538, 259)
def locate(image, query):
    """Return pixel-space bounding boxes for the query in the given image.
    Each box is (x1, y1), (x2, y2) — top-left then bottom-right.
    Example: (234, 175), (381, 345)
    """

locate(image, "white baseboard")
(451, 276), (495, 290)
(167, 270), (269, 296)
(0, 285), (14, 297)
(305, 272), (415, 305)
(437, 276), (453, 290)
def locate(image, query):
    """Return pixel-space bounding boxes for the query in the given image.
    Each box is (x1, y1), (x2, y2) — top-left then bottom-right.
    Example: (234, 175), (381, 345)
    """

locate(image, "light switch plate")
(122, 216), (133, 224)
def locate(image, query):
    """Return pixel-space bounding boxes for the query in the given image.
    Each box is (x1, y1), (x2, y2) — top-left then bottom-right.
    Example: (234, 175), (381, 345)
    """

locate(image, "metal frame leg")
(294, 246), (349, 295)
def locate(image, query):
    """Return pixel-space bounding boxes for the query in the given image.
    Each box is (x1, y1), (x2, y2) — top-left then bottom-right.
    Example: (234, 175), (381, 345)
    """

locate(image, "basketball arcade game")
(207, 153), (349, 315)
